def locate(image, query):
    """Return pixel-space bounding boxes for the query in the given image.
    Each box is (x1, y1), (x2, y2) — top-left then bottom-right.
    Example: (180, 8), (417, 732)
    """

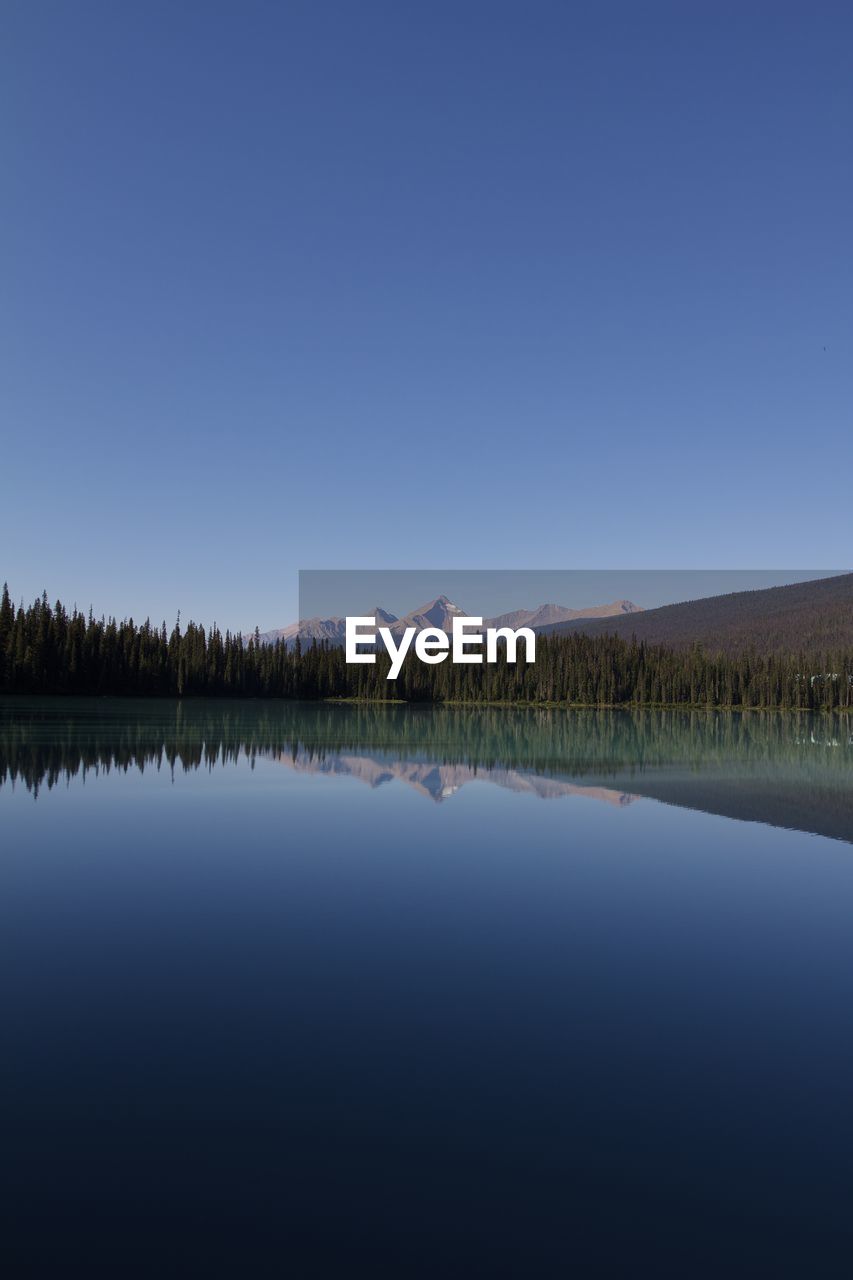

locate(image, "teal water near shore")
(2, 698), (853, 1272)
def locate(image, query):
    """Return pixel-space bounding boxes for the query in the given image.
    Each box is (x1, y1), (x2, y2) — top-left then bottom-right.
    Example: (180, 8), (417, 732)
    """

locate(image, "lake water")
(2, 698), (853, 1275)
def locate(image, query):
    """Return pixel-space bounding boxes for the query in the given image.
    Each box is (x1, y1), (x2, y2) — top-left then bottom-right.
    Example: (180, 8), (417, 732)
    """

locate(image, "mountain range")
(250, 573), (853, 654)
(251, 596), (643, 647)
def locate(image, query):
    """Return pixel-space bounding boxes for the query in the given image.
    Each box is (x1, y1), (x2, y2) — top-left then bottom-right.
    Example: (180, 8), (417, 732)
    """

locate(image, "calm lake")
(3, 697), (853, 1275)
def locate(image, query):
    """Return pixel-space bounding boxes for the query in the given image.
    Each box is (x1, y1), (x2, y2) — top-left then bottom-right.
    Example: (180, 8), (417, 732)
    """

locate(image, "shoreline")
(1, 693), (850, 714)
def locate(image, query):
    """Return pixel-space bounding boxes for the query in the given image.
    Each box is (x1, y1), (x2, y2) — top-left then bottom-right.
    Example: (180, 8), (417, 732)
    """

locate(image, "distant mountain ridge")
(387, 596), (468, 638)
(249, 595), (643, 647)
(487, 600), (642, 630)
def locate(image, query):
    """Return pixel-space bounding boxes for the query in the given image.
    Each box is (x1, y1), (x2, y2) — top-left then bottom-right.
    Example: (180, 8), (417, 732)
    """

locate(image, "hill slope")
(486, 600), (642, 630)
(541, 573), (853, 655)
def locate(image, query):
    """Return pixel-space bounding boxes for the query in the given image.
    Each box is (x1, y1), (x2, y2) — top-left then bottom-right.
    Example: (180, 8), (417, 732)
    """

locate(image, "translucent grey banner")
(290, 569), (849, 666)
(299, 569), (845, 626)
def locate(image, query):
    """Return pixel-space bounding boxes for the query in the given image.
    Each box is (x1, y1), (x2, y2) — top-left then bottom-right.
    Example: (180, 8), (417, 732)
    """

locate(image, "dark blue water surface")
(2, 699), (853, 1276)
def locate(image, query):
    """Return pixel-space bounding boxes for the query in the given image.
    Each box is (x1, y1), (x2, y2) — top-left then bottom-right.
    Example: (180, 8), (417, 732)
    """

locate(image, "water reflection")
(2, 698), (852, 843)
(279, 747), (639, 805)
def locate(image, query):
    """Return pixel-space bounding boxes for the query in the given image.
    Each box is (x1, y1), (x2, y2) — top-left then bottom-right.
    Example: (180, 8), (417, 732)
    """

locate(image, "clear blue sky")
(3, 1), (851, 630)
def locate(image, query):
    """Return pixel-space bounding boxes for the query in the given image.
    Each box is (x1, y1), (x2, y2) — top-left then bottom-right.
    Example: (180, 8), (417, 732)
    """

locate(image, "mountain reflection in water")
(279, 749), (639, 806)
(2, 698), (851, 843)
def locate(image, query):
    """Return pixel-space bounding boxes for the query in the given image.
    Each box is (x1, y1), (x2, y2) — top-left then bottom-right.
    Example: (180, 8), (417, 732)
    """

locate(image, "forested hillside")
(544, 572), (853, 653)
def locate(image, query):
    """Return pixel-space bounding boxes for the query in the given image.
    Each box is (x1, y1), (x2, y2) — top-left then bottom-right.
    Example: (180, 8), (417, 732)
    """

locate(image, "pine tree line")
(2, 585), (852, 709)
